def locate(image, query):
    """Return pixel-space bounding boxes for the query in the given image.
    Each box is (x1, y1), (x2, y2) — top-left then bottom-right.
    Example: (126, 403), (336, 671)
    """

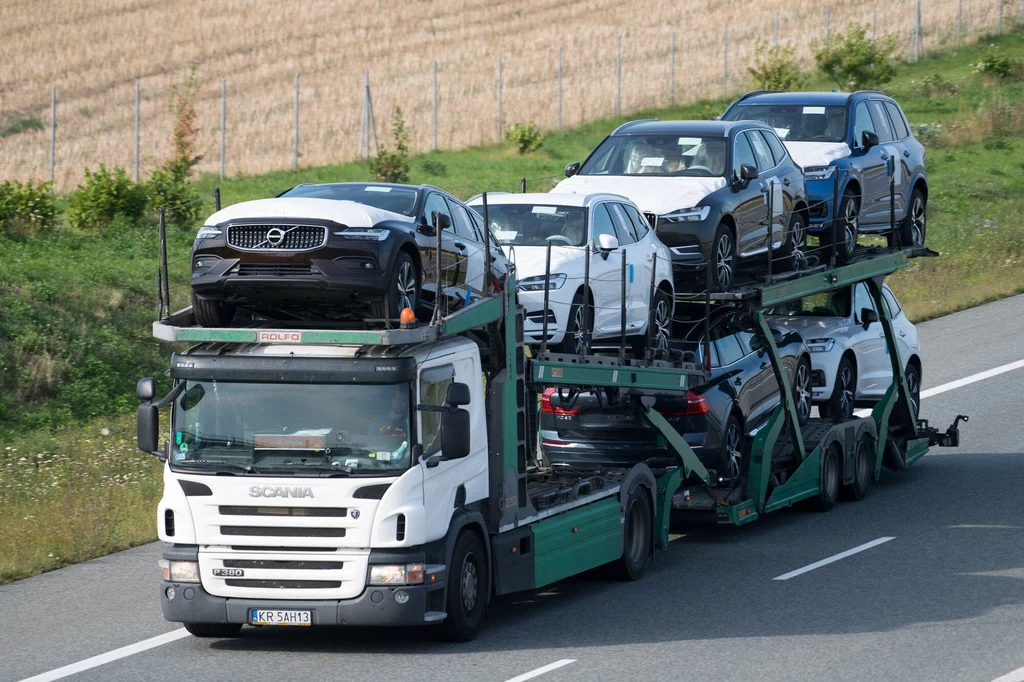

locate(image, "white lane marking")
(504, 659), (577, 682)
(853, 358), (1024, 417)
(990, 663), (1024, 682)
(773, 537), (895, 581)
(17, 628), (191, 682)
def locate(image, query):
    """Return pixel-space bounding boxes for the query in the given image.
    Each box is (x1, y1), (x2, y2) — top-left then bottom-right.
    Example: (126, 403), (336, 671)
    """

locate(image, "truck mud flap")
(491, 525), (535, 596)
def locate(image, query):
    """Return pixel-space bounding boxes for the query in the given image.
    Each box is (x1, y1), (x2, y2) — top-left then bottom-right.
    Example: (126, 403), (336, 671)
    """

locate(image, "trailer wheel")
(841, 435), (873, 501)
(439, 531), (488, 642)
(183, 622), (242, 638)
(814, 443), (841, 512)
(612, 486), (652, 581)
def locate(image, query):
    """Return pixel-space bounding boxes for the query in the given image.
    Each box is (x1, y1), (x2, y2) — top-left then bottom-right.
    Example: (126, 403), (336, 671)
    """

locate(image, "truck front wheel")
(439, 531), (488, 641)
(613, 486), (652, 581)
(183, 622), (242, 638)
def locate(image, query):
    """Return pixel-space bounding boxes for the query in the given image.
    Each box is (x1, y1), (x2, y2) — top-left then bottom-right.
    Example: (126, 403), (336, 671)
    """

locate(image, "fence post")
(49, 86), (56, 193)
(432, 60), (438, 151)
(826, 5), (831, 46)
(214, 187), (221, 212)
(293, 73), (300, 171)
(497, 58), (503, 142)
(159, 208), (170, 320)
(363, 71), (371, 161)
(616, 34), (622, 116)
(873, 3), (877, 41)
(558, 47), (563, 130)
(917, 0), (923, 60)
(774, 11), (780, 49)
(999, 0), (1003, 36)
(722, 23), (728, 101)
(220, 78), (226, 180)
(957, 0), (962, 45)
(669, 32), (675, 107)
(134, 82), (141, 183)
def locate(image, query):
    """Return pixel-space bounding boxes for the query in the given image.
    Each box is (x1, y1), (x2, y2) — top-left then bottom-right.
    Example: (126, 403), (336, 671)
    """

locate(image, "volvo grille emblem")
(266, 227), (286, 246)
(350, 509), (360, 519)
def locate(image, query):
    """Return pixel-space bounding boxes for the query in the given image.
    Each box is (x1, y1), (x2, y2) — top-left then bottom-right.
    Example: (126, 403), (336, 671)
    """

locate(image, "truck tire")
(841, 434), (873, 501)
(814, 442), (840, 512)
(370, 252), (419, 323)
(439, 531), (488, 642)
(612, 486), (652, 581)
(183, 622), (242, 638)
(191, 290), (236, 327)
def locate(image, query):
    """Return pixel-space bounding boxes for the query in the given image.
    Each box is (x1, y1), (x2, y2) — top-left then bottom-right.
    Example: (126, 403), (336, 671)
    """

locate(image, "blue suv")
(721, 91), (927, 262)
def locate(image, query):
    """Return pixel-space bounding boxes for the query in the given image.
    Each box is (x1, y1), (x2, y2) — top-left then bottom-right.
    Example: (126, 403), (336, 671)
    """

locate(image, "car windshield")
(579, 134), (728, 177)
(766, 290), (852, 317)
(171, 380), (413, 476)
(280, 183), (419, 217)
(482, 204), (588, 247)
(724, 104), (848, 143)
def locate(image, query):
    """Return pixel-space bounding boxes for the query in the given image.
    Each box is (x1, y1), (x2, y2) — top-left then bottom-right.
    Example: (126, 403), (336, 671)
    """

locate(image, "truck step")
(422, 611), (447, 623)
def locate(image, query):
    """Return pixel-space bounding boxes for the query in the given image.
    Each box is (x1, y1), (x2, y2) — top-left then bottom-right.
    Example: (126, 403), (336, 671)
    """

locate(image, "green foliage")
(909, 122), (941, 145)
(0, 180), (57, 238)
(369, 107), (411, 183)
(0, 114), (44, 138)
(972, 49), (1020, 78)
(746, 40), (805, 91)
(146, 69), (204, 228)
(421, 159), (448, 177)
(813, 24), (898, 90)
(67, 166), (148, 231)
(505, 122), (544, 154)
(916, 73), (958, 98)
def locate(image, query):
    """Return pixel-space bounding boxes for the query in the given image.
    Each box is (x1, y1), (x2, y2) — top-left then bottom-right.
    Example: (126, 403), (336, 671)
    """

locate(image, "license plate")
(250, 609), (312, 626)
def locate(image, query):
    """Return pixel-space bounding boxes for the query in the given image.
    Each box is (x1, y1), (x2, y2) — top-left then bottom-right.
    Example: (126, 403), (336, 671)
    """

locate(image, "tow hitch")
(919, 415), (969, 447)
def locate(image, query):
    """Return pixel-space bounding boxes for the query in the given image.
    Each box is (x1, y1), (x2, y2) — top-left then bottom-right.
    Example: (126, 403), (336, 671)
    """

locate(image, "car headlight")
(806, 337), (835, 353)
(369, 563), (425, 586)
(518, 273), (567, 291)
(659, 206), (711, 224)
(192, 254), (222, 275)
(803, 165), (836, 181)
(333, 227), (390, 241)
(196, 226), (223, 240)
(159, 559), (200, 583)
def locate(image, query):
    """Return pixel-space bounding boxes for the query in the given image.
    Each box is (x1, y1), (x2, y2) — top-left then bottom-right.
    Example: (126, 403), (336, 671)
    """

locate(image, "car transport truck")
(138, 197), (965, 640)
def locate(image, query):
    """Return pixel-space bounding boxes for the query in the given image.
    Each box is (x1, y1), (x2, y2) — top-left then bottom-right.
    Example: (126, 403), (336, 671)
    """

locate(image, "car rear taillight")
(540, 387), (581, 415)
(657, 390), (710, 417)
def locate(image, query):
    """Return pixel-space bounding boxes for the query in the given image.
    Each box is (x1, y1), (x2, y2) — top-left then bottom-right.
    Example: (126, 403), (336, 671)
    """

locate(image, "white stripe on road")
(773, 537), (896, 581)
(504, 659), (577, 682)
(854, 358), (1024, 417)
(990, 663), (1024, 682)
(17, 629), (191, 682)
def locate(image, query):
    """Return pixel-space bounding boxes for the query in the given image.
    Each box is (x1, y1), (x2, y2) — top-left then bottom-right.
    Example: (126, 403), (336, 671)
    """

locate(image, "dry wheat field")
(0, 0), (1010, 190)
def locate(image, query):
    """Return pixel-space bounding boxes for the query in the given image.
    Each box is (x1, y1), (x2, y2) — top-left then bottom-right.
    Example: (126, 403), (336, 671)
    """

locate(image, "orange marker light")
(399, 307), (416, 326)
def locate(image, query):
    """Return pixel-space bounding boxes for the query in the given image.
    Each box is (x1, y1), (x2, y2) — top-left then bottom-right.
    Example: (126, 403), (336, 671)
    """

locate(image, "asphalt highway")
(3, 294), (1023, 682)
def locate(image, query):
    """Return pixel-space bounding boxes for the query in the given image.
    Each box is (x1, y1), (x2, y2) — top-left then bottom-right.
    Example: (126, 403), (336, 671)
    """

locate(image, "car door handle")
(899, 330), (906, 337)
(734, 377), (743, 386)
(782, 177), (791, 186)
(903, 150), (911, 158)
(879, 153), (889, 161)
(454, 242), (467, 250)
(760, 362), (769, 370)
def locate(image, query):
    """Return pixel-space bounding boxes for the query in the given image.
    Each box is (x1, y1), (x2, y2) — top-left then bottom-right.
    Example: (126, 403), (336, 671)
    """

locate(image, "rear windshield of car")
(579, 134), (728, 177)
(724, 104), (848, 143)
(766, 290), (851, 317)
(481, 204), (588, 247)
(280, 184), (419, 216)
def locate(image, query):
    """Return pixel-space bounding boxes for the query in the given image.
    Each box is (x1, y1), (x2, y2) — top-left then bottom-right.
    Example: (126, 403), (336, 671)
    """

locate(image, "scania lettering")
(249, 486), (314, 498)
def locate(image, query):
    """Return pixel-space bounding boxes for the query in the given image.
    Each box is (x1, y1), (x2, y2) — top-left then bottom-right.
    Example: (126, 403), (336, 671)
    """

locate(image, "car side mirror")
(861, 307), (879, 327)
(740, 164), (759, 181)
(596, 233), (618, 260)
(441, 408), (471, 460)
(862, 130), (879, 150)
(417, 222), (436, 237)
(445, 382), (471, 407)
(136, 377), (156, 401)
(432, 211), (452, 231)
(565, 162), (581, 178)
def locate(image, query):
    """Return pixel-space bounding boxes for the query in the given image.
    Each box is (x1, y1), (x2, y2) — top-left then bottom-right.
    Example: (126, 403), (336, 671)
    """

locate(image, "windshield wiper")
(176, 460), (260, 475)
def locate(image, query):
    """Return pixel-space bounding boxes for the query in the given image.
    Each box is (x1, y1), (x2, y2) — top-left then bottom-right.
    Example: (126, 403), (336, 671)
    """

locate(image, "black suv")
(555, 120), (809, 291)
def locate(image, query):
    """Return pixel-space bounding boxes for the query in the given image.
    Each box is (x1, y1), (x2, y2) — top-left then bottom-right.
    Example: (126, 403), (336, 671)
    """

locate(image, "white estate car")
(767, 283), (920, 419)
(467, 193), (675, 355)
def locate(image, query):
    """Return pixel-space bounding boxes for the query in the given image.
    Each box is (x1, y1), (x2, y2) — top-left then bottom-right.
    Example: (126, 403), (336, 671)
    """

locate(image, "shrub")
(1, 114), (44, 138)
(0, 180), (57, 238)
(505, 122), (544, 154)
(147, 69), (204, 228)
(746, 40), (805, 91)
(916, 73), (958, 98)
(972, 50), (1020, 79)
(909, 122), (941, 145)
(67, 166), (148, 231)
(421, 159), (448, 177)
(813, 24), (897, 90)
(369, 107), (411, 183)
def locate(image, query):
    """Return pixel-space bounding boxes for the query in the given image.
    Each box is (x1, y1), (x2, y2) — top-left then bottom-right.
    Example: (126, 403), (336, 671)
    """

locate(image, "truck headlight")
(806, 338), (835, 353)
(334, 227), (390, 241)
(803, 165), (836, 181)
(196, 226), (223, 240)
(159, 559), (200, 583)
(518, 273), (567, 291)
(659, 206), (711, 224)
(368, 563), (425, 585)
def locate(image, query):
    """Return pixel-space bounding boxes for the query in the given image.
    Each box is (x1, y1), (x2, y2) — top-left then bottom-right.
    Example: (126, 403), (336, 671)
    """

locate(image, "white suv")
(467, 193), (675, 355)
(767, 283), (921, 418)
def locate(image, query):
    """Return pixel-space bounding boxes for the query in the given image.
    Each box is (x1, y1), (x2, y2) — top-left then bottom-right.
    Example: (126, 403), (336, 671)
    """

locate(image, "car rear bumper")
(541, 431), (710, 469)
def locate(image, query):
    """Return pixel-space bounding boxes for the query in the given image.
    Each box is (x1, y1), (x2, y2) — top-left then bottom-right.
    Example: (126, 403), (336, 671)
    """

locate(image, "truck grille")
(219, 506), (346, 517)
(225, 579), (342, 589)
(220, 525), (346, 538)
(227, 224), (326, 251)
(222, 559), (343, 570)
(235, 263), (318, 277)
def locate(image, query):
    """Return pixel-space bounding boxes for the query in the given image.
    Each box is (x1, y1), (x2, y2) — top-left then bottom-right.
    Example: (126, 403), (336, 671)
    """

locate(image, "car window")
(623, 204), (650, 238)
(884, 102), (910, 140)
(746, 131), (774, 171)
(280, 183), (419, 216)
(447, 200), (478, 241)
(419, 364), (454, 457)
(723, 104), (848, 143)
(726, 313), (755, 355)
(854, 283), (877, 322)
(608, 203), (638, 244)
(733, 135), (757, 180)
(579, 134), (728, 177)
(709, 318), (744, 366)
(761, 129), (789, 166)
(423, 193), (453, 230)
(767, 288), (851, 317)
(853, 102), (875, 148)
(882, 286), (903, 318)
(868, 101), (895, 143)
(470, 209), (504, 252)
(591, 204), (618, 247)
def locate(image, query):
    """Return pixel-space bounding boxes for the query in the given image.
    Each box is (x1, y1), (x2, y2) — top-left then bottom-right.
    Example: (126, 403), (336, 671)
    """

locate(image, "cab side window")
(423, 193), (453, 230)
(733, 135), (757, 180)
(853, 102), (875, 148)
(419, 364), (454, 457)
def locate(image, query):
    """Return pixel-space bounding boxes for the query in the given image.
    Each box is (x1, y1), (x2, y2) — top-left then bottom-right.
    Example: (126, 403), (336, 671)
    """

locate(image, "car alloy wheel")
(572, 305), (587, 354)
(837, 364), (855, 418)
(396, 260), (417, 311)
(909, 195), (925, 247)
(906, 364), (921, 415)
(724, 419), (742, 480)
(794, 361), (812, 424)
(716, 233), (734, 290)
(652, 296), (671, 354)
(842, 198), (858, 255)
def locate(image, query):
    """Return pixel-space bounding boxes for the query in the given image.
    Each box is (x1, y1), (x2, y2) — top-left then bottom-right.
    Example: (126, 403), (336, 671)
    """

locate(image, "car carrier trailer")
(138, 203), (964, 641)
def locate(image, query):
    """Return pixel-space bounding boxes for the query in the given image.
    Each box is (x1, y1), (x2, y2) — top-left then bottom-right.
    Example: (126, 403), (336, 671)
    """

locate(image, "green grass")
(3, 30), (1024, 583)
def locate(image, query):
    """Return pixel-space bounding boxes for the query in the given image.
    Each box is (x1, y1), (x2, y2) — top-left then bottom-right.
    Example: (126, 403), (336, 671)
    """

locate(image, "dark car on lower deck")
(540, 309), (812, 484)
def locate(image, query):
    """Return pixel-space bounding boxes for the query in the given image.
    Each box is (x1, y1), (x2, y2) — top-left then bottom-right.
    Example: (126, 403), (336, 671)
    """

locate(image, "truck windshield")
(723, 104), (848, 143)
(579, 134), (728, 177)
(170, 380), (413, 476)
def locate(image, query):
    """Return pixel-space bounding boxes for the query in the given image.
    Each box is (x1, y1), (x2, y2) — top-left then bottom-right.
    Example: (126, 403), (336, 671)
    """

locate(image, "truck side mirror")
(445, 382), (471, 407)
(137, 377), (156, 401)
(441, 408), (471, 460)
(565, 161), (581, 178)
(861, 130), (879, 150)
(137, 404), (165, 461)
